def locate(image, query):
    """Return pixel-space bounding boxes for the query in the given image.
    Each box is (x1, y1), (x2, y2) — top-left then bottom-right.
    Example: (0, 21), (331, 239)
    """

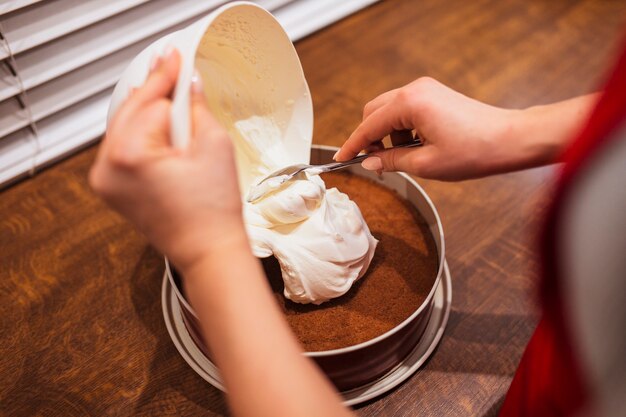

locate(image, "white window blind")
(0, 0), (378, 188)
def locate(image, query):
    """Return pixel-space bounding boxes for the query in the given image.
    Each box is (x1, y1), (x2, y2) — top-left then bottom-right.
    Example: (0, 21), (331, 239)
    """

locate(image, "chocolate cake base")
(264, 171), (438, 352)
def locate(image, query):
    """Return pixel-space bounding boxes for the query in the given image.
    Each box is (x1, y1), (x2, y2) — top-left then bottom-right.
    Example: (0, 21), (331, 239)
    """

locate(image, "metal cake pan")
(164, 145), (447, 393)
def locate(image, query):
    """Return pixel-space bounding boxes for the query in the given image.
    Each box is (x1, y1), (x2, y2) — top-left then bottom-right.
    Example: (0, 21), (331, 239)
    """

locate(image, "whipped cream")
(233, 116), (378, 304)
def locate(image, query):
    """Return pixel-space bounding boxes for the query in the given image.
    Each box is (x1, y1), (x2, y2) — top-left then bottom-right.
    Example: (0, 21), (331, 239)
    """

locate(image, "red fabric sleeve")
(499, 36), (626, 417)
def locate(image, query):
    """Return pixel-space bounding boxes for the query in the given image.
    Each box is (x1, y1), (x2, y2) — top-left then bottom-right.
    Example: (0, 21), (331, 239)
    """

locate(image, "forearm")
(180, 229), (352, 417)
(490, 93), (600, 173)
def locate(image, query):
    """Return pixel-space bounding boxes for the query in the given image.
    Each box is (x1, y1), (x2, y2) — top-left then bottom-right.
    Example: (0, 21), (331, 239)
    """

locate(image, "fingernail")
(362, 156), (383, 171)
(149, 52), (161, 72)
(163, 45), (175, 59)
(191, 69), (203, 94)
(333, 150), (340, 161)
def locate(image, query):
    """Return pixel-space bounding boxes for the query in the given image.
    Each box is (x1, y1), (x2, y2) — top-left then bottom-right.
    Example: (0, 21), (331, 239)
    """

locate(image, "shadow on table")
(129, 247), (229, 416)
(430, 309), (537, 375)
(353, 309), (536, 414)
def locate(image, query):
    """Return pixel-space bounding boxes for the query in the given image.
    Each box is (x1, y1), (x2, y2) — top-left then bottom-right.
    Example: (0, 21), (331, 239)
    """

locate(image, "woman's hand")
(89, 48), (246, 271)
(335, 77), (594, 180)
(90, 48), (352, 417)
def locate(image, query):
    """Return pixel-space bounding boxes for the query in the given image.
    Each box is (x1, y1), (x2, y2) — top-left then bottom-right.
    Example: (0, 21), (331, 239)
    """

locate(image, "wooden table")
(2, 1), (625, 415)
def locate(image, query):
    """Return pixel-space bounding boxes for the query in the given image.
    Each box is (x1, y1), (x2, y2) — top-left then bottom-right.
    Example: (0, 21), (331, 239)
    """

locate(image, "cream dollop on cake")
(234, 116), (378, 304)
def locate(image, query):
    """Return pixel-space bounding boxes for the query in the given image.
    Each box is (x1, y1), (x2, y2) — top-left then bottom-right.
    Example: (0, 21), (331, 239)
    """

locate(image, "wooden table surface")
(2, 0), (625, 415)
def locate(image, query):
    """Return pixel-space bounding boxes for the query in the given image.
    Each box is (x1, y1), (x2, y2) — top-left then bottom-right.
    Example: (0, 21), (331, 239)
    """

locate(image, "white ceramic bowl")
(108, 1), (313, 194)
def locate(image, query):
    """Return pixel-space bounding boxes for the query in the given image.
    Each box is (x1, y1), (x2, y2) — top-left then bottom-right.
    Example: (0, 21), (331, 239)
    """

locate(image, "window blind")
(0, 0), (378, 188)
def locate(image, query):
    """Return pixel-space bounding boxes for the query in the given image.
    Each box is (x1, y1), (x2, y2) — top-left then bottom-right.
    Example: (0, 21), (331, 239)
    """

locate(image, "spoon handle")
(319, 139), (423, 173)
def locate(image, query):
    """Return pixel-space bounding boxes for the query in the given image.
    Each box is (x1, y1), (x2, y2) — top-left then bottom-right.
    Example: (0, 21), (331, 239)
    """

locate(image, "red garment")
(499, 40), (626, 416)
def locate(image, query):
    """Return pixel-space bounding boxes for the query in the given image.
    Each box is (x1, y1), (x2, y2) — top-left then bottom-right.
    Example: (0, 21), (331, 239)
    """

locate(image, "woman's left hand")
(89, 48), (247, 272)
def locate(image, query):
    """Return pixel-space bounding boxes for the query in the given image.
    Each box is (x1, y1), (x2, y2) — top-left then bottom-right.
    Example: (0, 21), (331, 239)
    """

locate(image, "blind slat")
(254, 0), (297, 11)
(274, 0), (379, 41)
(26, 47), (137, 124)
(0, 0), (227, 102)
(0, 127), (37, 186)
(0, 0), (150, 59)
(0, 0), (43, 16)
(0, 97), (30, 138)
(0, 62), (19, 102)
(34, 89), (110, 166)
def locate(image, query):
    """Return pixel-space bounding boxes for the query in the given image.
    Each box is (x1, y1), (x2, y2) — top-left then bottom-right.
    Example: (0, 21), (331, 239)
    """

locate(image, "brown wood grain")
(2, 0), (625, 415)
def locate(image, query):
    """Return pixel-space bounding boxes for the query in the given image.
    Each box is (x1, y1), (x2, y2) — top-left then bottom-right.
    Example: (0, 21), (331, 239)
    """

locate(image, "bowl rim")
(165, 144), (446, 357)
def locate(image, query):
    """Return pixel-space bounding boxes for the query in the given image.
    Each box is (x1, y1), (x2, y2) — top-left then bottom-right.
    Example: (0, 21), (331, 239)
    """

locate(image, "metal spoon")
(246, 139), (423, 202)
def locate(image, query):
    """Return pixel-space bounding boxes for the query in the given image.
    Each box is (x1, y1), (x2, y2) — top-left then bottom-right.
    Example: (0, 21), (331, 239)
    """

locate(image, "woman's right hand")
(335, 77), (583, 181)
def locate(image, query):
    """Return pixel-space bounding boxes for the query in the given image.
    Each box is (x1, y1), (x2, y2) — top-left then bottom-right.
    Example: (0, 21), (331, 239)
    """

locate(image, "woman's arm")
(90, 48), (352, 417)
(183, 233), (350, 417)
(335, 77), (599, 180)
(502, 94), (600, 169)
